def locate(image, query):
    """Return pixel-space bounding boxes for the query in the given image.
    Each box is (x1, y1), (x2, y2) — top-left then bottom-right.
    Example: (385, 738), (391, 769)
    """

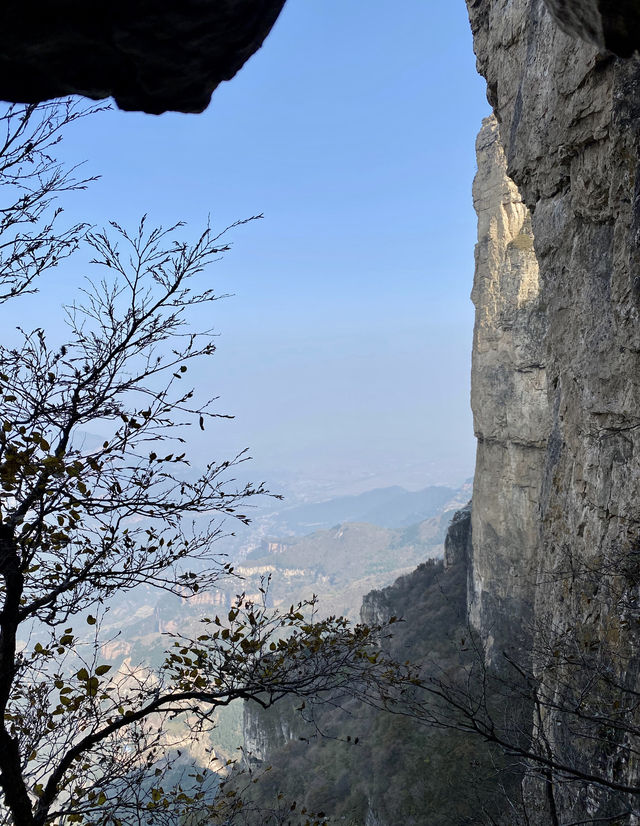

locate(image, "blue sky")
(22, 1), (490, 497)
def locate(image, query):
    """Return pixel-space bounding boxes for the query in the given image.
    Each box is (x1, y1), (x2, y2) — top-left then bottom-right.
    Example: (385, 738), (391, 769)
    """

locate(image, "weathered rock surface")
(0, 0), (286, 114)
(543, 0), (640, 56)
(443, 501), (472, 569)
(242, 701), (296, 764)
(466, 0), (640, 819)
(469, 114), (548, 658)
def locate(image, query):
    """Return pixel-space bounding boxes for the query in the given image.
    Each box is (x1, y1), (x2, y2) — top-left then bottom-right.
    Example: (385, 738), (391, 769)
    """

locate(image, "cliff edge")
(466, 0), (640, 819)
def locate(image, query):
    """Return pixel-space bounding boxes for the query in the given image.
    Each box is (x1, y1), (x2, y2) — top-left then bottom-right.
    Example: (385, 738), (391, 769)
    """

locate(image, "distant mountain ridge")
(89, 482), (469, 766)
(270, 482), (471, 534)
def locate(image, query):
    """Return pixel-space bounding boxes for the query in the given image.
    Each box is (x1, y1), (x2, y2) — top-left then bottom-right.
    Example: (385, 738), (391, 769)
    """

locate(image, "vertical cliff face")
(242, 701), (298, 764)
(466, 0), (640, 818)
(466, 0), (640, 639)
(443, 501), (472, 569)
(469, 114), (548, 657)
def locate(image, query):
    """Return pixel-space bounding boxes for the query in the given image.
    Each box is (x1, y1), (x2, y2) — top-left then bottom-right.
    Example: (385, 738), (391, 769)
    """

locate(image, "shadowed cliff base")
(0, 0), (286, 114)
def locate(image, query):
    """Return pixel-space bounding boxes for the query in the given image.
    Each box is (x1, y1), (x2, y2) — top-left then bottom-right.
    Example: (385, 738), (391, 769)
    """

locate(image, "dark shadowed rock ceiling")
(0, 0), (286, 114)
(542, 0), (640, 56)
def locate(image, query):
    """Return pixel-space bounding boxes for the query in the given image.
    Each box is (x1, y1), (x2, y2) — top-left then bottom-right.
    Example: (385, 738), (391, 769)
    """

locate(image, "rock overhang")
(0, 0), (287, 114)
(543, 0), (640, 57)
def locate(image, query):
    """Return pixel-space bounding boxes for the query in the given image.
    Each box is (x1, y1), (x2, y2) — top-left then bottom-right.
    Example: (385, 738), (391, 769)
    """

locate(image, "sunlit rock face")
(467, 0), (640, 819)
(543, 0), (640, 56)
(469, 114), (548, 660)
(443, 502), (472, 570)
(0, 0), (286, 114)
(467, 0), (640, 648)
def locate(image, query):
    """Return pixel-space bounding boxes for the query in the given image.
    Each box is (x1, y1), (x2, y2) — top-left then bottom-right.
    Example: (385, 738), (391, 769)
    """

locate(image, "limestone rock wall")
(443, 501), (472, 569)
(469, 114), (548, 658)
(242, 700), (298, 764)
(466, 0), (640, 818)
(466, 0), (640, 644)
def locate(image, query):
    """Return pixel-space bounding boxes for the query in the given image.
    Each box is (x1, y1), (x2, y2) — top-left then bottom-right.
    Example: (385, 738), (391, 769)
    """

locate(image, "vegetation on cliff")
(235, 551), (521, 826)
(0, 101), (424, 826)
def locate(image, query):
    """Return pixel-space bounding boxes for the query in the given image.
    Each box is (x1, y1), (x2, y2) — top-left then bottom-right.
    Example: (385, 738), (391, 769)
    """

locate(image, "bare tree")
(0, 100), (103, 304)
(0, 102), (415, 826)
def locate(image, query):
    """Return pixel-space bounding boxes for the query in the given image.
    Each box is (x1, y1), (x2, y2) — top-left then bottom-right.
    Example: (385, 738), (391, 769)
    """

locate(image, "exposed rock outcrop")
(543, 0), (640, 57)
(466, 1), (640, 634)
(469, 114), (548, 658)
(242, 701), (297, 764)
(443, 501), (472, 569)
(466, 0), (640, 819)
(0, 0), (286, 113)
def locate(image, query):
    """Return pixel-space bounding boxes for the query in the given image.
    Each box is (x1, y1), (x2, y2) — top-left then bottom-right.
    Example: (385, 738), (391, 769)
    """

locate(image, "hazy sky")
(18, 1), (490, 497)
